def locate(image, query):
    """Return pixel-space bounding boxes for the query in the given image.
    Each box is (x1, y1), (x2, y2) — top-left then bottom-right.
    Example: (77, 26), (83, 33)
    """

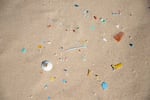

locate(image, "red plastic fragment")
(114, 32), (124, 42)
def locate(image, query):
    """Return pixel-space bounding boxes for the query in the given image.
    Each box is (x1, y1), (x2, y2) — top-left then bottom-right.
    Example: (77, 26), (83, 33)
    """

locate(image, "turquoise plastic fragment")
(21, 48), (27, 54)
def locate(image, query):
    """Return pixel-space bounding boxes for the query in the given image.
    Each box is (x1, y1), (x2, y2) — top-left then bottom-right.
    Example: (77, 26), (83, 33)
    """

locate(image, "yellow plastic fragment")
(87, 69), (93, 77)
(38, 45), (43, 49)
(111, 63), (123, 70)
(50, 77), (56, 82)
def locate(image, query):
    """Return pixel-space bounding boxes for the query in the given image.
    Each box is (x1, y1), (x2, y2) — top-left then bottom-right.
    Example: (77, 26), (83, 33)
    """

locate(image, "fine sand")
(0, 0), (150, 100)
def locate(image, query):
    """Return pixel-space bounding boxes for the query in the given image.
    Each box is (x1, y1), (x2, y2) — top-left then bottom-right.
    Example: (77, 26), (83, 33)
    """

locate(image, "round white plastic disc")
(41, 60), (53, 72)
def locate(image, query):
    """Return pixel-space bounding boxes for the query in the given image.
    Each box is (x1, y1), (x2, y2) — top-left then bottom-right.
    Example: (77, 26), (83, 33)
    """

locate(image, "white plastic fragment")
(103, 38), (108, 42)
(116, 24), (120, 29)
(65, 45), (87, 52)
(47, 41), (52, 44)
(41, 60), (53, 72)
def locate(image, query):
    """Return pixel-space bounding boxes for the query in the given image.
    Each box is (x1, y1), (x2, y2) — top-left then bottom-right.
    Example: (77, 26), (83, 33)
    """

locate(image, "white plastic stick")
(65, 45), (87, 52)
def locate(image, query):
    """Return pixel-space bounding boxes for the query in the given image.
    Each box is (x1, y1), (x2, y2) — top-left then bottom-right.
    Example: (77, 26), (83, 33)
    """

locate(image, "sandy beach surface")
(0, 0), (150, 100)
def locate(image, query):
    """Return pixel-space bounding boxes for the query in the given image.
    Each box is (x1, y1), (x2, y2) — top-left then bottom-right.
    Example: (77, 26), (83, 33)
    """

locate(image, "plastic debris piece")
(90, 25), (96, 31)
(21, 48), (27, 54)
(38, 45), (43, 49)
(87, 69), (92, 77)
(113, 32), (124, 42)
(73, 29), (76, 32)
(129, 43), (134, 48)
(116, 24), (120, 29)
(103, 38), (108, 42)
(129, 13), (133, 16)
(65, 45), (87, 52)
(112, 12), (121, 16)
(53, 53), (57, 56)
(112, 10), (121, 16)
(41, 40), (46, 44)
(60, 46), (64, 50)
(82, 55), (87, 62)
(50, 76), (56, 82)
(44, 84), (48, 89)
(93, 16), (97, 20)
(112, 12), (118, 15)
(64, 69), (68, 72)
(84, 10), (89, 13)
(78, 49), (81, 52)
(83, 9), (90, 18)
(64, 69), (69, 76)
(47, 24), (51, 28)
(93, 92), (97, 96)
(28, 95), (33, 98)
(48, 96), (51, 100)
(83, 9), (89, 16)
(79, 40), (88, 45)
(100, 18), (107, 23)
(41, 60), (53, 72)
(129, 36), (132, 39)
(84, 10), (89, 14)
(40, 71), (43, 74)
(47, 41), (52, 44)
(62, 79), (67, 84)
(101, 82), (108, 90)
(76, 26), (79, 29)
(95, 74), (101, 82)
(111, 63), (123, 70)
(74, 4), (79, 7)
(87, 69), (102, 82)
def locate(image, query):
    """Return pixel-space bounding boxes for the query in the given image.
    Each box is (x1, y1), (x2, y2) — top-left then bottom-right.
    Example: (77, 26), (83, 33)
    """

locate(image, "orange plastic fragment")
(114, 32), (124, 42)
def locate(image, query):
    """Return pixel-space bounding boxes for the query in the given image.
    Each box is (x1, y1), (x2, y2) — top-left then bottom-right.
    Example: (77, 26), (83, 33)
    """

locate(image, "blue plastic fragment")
(101, 82), (108, 90)
(48, 96), (51, 100)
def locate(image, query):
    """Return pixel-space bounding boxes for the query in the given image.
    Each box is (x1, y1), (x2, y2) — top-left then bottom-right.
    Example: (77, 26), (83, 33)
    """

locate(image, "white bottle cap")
(41, 60), (53, 72)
